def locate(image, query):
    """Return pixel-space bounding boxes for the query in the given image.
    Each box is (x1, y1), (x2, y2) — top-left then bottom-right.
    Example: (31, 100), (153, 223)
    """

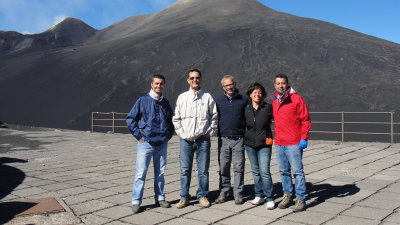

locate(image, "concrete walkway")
(0, 127), (399, 225)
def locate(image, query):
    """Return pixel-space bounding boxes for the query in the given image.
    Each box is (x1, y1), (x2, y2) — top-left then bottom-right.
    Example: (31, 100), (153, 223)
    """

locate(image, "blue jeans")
(132, 141), (167, 205)
(179, 136), (210, 200)
(275, 145), (307, 201)
(245, 145), (273, 201)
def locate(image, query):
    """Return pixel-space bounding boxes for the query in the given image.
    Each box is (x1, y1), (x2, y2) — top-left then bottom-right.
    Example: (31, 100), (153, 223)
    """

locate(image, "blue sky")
(0, 0), (399, 44)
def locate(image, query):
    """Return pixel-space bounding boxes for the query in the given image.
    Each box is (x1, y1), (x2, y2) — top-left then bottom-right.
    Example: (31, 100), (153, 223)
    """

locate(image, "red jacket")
(272, 88), (311, 145)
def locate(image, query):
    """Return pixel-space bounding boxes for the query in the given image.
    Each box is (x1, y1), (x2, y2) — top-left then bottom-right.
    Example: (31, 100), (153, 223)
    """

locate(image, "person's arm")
(172, 95), (183, 137)
(207, 96), (219, 137)
(297, 96), (311, 147)
(165, 100), (175, 140)
(126, 98), (143, 141)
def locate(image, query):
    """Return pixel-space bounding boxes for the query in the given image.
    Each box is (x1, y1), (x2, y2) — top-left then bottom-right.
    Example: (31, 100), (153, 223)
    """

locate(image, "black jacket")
(215, 92), (248, 137)
(244, 101), (273, 149)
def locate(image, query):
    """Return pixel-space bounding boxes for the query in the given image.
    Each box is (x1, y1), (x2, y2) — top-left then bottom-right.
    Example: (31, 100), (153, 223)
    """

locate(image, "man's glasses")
(223, 83), (234, 88)
(189, 76), (201, 80)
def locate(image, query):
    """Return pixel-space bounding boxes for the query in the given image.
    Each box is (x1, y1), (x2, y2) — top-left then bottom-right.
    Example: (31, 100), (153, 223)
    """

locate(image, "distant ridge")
(0, 18), (95, 56)
(0, 0), (399, 130)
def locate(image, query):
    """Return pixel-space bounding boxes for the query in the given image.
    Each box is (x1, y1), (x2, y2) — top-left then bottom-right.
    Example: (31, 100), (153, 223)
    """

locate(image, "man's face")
(151, 78), (165, 95)
(222, 78), (235, 96)
(187, 71), (201, 91)
(274, 77), (288, 94)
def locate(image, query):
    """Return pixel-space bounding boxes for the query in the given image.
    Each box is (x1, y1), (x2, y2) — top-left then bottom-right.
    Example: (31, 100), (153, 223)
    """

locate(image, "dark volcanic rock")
(0, 31), (23, 52)
(34, 17), (97, 47)
(0, 0), (399, 130)
(0, 18), (96, 57)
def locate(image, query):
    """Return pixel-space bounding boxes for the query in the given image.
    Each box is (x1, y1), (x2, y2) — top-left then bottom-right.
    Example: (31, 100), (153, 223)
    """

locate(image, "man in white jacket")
(173, 68), (218, 209)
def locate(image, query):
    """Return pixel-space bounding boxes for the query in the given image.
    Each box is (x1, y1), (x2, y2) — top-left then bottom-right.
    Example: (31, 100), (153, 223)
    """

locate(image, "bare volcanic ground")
(0, 0), (400, 130)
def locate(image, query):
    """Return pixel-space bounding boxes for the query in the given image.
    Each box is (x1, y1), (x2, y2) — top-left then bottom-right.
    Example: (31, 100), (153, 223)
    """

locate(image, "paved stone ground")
(0, 127), (400, 225)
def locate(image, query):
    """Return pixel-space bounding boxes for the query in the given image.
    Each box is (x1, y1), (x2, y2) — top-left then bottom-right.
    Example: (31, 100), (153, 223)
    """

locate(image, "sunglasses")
(189, 76), (201, 80)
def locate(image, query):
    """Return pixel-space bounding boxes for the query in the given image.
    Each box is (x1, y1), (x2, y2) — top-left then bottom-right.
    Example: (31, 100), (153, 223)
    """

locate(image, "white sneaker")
(251, 197), (265, 205)
(266, 200), (275, 210)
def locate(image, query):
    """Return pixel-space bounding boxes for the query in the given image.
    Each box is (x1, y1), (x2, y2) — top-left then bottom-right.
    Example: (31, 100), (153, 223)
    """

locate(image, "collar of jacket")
(250, 101), (266, 111)
(188, 88), (204, 100)
(149, 89), (163, 101)
(225, 89), (240, 100)
(273, 87), (296, 101)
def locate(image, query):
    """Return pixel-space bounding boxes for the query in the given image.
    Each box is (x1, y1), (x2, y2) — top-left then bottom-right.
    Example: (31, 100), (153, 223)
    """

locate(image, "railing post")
(341, 111), (344, 142)
(91, 112), (94, 133)
(112, 112), (115, 134)
(391, 112), (394, 144)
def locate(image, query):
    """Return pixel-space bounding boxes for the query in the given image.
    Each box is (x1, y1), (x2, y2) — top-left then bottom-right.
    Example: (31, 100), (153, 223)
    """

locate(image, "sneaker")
(292, 198), (306, 212)
(214, 196), (227, 204)
(131, 204), (141, 214)
(266, 200), (275, 210)
(278, 193), (292, 209)
(176, 199), (190, 209)
(156, 200), (171, 208)
(250, 197), (265, 205)
(199, 196), (210, 208)
(234, 197), (244, 205)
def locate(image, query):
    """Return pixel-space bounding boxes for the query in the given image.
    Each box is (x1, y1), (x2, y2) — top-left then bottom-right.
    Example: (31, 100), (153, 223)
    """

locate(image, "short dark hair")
(152, 74), (165, 84)
(275, 74), (289, 84)
(246, 82), (266, 98)
(187, 68), (202, 78)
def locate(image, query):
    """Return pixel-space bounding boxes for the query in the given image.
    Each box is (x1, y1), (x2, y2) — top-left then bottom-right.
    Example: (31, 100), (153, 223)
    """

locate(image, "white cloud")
(21, 30), (33, 34)
(54, 15), (67, 26)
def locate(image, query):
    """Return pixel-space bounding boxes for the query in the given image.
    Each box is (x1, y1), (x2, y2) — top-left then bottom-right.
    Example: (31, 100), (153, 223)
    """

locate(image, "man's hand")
(204, 133), (211, 139)
(139, 137), (145, 142)
(299, 139), (308, 150)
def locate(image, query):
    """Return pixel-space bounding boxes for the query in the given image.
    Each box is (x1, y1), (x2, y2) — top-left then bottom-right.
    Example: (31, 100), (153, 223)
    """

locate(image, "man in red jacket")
(272, 74), (311, 212)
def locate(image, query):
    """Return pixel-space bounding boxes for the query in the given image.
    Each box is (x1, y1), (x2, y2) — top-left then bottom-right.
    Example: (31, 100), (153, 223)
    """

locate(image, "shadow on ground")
(0, 157), (28, 224)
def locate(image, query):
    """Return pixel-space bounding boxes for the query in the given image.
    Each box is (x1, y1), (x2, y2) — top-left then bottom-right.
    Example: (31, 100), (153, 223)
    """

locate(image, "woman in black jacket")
(244, 82), (275, 210)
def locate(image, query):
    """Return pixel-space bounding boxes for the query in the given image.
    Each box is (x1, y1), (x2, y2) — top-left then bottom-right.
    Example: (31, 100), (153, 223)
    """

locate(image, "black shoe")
(156, 200), (171, 208)
(131, 204), (141, 214)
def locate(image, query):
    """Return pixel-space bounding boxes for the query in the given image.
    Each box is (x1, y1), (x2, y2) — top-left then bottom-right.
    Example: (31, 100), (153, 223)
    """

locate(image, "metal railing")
(91, 112), (127, 133)
(310, 112), (399, 143)
(91, 111), (400, 143)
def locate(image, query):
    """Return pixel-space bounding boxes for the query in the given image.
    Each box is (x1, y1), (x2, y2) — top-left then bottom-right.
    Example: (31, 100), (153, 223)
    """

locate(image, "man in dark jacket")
(214, 75), (248, 205)
(126, 74), (174, 214)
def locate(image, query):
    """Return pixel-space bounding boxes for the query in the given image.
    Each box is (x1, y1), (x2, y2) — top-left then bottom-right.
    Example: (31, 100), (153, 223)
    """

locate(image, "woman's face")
(250, 88), (263, 104)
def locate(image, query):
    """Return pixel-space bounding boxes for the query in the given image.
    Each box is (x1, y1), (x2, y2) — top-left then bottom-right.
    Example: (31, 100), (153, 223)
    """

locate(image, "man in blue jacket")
(214, 75), (248, 205)
(126, 74), (174, 214)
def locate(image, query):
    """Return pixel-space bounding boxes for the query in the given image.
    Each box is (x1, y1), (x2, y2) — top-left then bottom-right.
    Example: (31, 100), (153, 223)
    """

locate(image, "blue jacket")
(126, 94), (174, 145)
(215, 91), (248, 137)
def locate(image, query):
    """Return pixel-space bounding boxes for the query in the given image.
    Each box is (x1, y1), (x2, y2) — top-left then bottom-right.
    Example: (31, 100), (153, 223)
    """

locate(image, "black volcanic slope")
(1, 0), (400, 130)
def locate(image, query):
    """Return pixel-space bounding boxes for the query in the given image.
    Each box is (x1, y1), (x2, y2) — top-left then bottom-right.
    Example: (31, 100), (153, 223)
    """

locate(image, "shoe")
(156, 200), (171, 208)
(214, 196), (227, 204)
(199, 196), (210, 208)
(278, 193), (292, 209)
(292, 198), (306, 212)
(176, 199), (190, 209)
(250, 197), (265, 205)
(234, 197), (244, 205)
(266, 200), (275, 210)
(131, 204), (141, 214)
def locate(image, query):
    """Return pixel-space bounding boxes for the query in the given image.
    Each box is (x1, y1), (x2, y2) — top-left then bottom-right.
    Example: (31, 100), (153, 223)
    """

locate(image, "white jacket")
(173, 89), (218, 141)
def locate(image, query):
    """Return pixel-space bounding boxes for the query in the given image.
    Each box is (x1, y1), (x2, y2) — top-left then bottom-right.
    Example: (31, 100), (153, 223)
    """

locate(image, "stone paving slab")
(1, 128), (400, 224)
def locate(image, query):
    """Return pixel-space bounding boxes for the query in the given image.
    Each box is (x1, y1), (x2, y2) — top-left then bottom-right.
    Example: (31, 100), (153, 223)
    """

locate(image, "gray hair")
(220, 75), (235, 86)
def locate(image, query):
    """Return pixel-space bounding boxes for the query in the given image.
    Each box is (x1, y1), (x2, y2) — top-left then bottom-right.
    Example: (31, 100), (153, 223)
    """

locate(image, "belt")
(222, 136), (242, 140)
